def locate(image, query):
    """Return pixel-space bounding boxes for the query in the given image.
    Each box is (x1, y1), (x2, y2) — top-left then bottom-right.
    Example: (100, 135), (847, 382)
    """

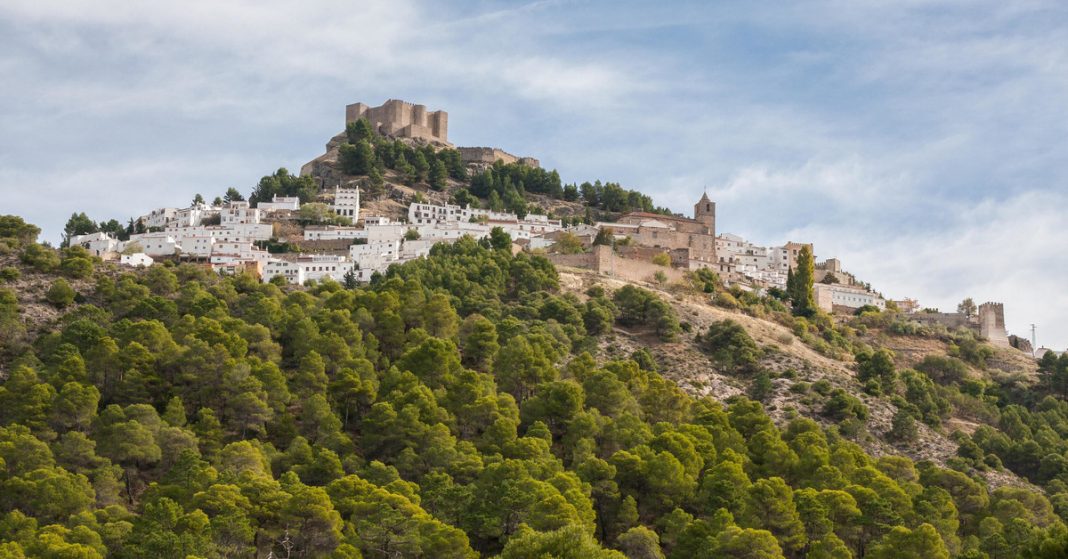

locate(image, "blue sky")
(2, 0), (1066, 349)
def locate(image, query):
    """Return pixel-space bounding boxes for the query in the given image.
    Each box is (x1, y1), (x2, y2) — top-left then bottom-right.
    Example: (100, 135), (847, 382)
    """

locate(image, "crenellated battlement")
(978, 301), (1010, 347)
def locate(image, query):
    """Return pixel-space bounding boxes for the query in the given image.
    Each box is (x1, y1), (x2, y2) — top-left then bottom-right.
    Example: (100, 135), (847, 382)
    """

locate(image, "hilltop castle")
(346, 99), (450, 146)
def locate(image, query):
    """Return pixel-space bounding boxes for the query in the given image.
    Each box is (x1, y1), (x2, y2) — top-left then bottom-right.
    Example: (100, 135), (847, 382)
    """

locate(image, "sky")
(1, 0), (1066, 349)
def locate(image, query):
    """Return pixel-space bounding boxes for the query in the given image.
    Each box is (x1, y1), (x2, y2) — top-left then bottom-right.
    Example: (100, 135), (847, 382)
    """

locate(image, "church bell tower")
(694, 192), (716, 235)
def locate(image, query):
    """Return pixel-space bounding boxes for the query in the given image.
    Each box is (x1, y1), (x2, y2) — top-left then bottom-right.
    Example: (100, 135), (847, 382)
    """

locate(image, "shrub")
(651, 252), (671, 267)
(60, 256), (94, 279)
(552, 232), (585, 254)
(0, 267), (19, 282)
(888, 409), (919, 443)
(916, 355), (969, 385)
(823, 388), (869, 422)
(631, 348), (658, 372)
(810, 379), (833, 396)
(949, 333), (995, 368)
(612, 285), (681, 341)
(20, 243), (60, 272)
(900, 369), (951, 426)
(714, 291), (739, 309)
(857, 348), (897, 394)
(0, 215), (41, 246)
(750, 370), (773, 401)
(698, 319), (761, 371)
(688, 268), (718, 293)
(46, 278), (76, 308)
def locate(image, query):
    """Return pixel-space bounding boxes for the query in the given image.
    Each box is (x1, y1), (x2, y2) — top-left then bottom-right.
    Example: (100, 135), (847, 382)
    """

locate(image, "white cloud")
(801, 190), (1068, 349)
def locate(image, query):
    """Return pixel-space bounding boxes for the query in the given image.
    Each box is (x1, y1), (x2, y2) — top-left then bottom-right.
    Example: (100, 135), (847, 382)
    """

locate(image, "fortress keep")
(346, 99), (450, 146)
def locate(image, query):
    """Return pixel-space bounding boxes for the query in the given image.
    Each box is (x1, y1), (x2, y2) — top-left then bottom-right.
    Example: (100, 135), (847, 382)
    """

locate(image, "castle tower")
(694, 192), (716, 235)
(412, 104), (427, 128)
(429, 111), (448, 143)
(345, 102), (369, 125)
(978, 302), (1010, 348)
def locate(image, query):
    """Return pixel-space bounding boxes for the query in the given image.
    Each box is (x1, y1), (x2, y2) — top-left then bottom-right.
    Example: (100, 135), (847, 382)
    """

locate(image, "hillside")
(293, 116), (668, 226)
(554, 266), (1042, 493)
(3, 213), (1068, 559)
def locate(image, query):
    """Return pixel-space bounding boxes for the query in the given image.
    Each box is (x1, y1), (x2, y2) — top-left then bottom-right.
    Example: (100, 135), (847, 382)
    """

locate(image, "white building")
(172, 204), (220, 228)
(815, 283), (886, 312)
(713, 233), (800, 288)
(366, 223), (419, 243)
(220, 201), (261, 225)
(263, 259), (304, 284)
(362, 215), (391, 226)
(408, 202), (562, 234)
(120, 253), (154, 268)
(304, 227), (367, 242)
(349, 240), (402, 272)
(127, 233), (180, 257)
(350, 240), (400, 261)
(256, 201), (560, 287)
(716, 233), (773, 271)
(141, 208), (178, 229)
(302, 255), (355, 284)
(263, 255), (356, 285)
(70, 232), (122, 258)
(257, 195), (300, 213)
(333, 186), (360, 221)
(209, 241), (271, 268)
(165, 223), (273, 242)
(173, 234), (215, 259)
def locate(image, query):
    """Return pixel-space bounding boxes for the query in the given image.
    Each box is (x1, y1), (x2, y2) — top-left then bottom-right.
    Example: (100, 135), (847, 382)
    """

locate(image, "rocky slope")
(555, 265), (1041, 491)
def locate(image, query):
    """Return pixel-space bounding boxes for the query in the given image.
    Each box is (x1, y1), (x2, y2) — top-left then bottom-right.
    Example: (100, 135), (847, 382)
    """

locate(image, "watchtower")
(978, 302), (1010, 347)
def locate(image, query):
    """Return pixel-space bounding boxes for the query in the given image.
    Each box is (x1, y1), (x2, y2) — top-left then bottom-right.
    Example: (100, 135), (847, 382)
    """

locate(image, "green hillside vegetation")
(325, 117), (670, 220)
(2, 214), (1068, 558)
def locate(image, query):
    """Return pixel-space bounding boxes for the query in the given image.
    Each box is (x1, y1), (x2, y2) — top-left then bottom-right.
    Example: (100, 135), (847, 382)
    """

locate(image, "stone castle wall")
(548, 245), (686, 285)
(458, 147), (540, 168)
(346, 99), (449, 145)
(910, 312), (975, 330)
(909, 303), (1012, 348)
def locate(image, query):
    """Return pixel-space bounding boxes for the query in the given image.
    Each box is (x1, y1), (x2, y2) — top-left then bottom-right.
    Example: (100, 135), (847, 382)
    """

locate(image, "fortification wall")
(979, 302), (1010, 347)
(911, 312), (975, 331)
(547, 252), (597, 269)
(458, 147), (540, 168)
(548, 245), (685, 285)
(597, 252), (686, 284)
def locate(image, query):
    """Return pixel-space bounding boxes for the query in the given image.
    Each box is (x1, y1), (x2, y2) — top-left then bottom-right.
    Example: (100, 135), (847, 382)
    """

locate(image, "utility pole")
(1031, 324), (1037, 357)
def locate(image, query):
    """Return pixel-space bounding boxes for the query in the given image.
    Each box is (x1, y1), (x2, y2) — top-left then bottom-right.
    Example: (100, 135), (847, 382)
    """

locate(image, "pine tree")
(787, 245), (816, 316)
